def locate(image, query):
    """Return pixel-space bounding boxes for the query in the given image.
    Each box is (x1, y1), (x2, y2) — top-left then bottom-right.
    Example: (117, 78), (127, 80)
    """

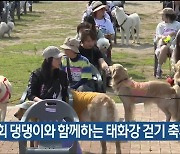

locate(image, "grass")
(0, 1), (169, 105)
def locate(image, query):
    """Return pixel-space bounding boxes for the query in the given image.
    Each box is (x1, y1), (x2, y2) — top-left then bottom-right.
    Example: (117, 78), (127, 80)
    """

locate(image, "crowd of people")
(25, 0), (180, 103)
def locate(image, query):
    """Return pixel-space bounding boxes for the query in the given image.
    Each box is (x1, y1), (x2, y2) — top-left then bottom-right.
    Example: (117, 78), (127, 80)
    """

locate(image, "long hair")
(165, 13), (177, 23)
(84, 15), (97, 39)
(174, 32), (180, 63)
(41, 57), (59, 83)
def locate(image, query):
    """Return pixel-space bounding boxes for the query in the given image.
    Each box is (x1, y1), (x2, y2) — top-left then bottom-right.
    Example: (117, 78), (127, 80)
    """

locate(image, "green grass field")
(0, 1), (170, 104)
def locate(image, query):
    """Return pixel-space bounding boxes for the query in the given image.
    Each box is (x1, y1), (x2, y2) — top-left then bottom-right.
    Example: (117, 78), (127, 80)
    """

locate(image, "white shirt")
(95, 18), (115, 35)
(155, 21), (180, 41)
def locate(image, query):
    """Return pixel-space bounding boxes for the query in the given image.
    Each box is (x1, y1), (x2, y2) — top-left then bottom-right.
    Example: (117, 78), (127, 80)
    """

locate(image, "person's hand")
(104, 66), (111, 76)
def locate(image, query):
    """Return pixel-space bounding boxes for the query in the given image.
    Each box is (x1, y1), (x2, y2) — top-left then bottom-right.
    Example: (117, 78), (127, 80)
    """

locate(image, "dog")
(97, 38), (110, 53)
(109, 63), (180, 122)
(14, 90), (121, 154)
(113, 6), (140, 45)
(0, 75), (12, 121)
(0, 21), (15, 38)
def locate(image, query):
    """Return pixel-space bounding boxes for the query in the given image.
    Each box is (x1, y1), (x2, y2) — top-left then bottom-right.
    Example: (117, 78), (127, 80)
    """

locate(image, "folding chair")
(90, 64), (106, 93)
(19, 99), (81, 154)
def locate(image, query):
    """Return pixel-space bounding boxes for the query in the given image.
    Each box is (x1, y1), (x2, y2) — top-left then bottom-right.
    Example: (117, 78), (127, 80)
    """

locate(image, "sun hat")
(60, 37), (80, 53)
(42, 46), (64, 59)
(159, 8), (175, 15)
(92, 1), (106, 13)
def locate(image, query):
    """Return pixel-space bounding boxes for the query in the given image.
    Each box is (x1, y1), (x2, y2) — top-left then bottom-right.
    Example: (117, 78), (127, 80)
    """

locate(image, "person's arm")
(98, 58), (111, 75)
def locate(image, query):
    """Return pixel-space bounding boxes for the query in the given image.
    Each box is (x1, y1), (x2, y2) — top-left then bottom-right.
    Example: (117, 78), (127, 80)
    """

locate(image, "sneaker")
(156, 69), (162, 79)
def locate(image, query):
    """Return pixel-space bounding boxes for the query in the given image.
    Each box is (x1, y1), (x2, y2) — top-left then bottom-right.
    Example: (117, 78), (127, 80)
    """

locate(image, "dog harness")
(119, 17), (128, 31)
(71, 90), (99, 118)
(0, 77), (11, 103)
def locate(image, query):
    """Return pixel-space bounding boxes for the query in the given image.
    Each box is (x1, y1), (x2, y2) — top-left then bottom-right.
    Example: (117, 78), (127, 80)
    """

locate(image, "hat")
(159, 8), (175, 15)
(92, 1), (106, 13)
(42, 46), (64, 59)
(60, 37), (80, 53)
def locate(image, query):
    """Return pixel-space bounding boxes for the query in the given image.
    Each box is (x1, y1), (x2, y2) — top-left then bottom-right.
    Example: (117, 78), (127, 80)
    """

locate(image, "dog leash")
(117, 94), (180, 100)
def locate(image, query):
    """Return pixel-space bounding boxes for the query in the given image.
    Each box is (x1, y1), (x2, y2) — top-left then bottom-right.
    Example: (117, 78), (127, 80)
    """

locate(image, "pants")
(77, 79), (96, 92)
(156, 43), (172, 65)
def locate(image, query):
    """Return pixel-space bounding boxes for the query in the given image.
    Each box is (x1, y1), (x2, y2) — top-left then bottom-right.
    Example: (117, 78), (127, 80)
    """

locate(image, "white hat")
(92, 1), (106, 13)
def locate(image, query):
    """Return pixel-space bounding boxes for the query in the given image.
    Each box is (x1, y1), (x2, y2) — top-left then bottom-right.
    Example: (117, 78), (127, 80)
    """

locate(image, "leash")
(117, 94), (180, 100)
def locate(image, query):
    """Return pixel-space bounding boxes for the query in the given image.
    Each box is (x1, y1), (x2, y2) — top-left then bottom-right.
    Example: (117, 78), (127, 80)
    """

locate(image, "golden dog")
(109, 64), (180, 122)
(14, 90), (121, 154)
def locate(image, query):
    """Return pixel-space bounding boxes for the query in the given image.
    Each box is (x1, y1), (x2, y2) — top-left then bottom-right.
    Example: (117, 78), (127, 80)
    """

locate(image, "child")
(60, 37), (95, 92)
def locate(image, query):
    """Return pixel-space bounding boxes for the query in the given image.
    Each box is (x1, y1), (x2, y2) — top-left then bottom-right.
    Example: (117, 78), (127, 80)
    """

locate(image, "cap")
(42, 46), (64, 59)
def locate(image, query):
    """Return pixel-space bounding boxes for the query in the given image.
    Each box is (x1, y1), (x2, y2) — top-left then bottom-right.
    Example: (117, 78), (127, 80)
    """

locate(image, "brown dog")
(14, 90), (121, 154)
(109, 64), (179, 122)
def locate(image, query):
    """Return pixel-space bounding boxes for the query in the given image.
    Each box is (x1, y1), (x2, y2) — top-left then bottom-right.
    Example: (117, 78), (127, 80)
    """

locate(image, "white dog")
(97, 38), (110, 53)
(0, 76), (12, 121)
(113, 6), (140, 45)
(0, 22), (15, 38)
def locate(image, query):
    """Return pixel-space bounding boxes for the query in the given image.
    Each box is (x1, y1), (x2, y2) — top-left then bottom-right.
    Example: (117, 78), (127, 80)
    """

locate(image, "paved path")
(0, 104), (180, 154)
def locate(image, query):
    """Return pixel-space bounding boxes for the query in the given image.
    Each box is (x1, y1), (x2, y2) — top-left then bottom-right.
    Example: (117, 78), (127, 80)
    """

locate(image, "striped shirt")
(61, 55), (93, 83)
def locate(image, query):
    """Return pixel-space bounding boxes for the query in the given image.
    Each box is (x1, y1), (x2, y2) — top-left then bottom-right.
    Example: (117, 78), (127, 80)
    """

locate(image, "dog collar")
(116, 78), (128, 85)
(0, 79), (11, 103)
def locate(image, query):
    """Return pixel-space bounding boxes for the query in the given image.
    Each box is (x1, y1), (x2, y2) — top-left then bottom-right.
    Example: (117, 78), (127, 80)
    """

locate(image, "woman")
(83, 15), (104, 40)
(27, 46), (68, 102)
(91, 1), (115, 40)
(75, 22), (91, 41)
(155, 8), (180, 79)
(79, 29), (110, 77)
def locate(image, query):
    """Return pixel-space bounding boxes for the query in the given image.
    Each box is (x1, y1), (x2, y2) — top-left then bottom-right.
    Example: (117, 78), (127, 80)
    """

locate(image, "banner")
(0, 122), (179, 141)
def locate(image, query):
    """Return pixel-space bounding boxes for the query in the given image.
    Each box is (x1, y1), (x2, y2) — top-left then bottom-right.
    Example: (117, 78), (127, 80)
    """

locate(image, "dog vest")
(0, 77), (11, 103)
(122, 80), (149, 102)
(72, 90), (99, 118)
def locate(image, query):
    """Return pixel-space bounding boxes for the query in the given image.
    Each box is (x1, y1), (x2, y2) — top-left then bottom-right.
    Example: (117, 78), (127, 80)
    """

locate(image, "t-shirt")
(155, 21), (180, 41)
(79, 45), (103, 69)
(61, 55), (92, 83)
(95, 18), (115, 35)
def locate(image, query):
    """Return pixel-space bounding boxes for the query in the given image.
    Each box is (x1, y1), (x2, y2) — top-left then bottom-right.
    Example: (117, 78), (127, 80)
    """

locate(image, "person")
(17, 46), (83, 153)
(27, 46), (68, 102)
(81, 1), (111, 22)
(78, 29), (111, 78)
(91, 1), (115, 40)
(83, 15), (104, 40)
(154, 8), (180, 79)
(75, 22), (91, 41)
(60, 37), (95, 92)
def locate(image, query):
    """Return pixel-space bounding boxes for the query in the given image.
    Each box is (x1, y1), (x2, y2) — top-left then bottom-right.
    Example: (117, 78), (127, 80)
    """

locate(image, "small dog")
(14, 90), (121, 154)
(0, 22), (15, 38)
(109, 64), (180, 122)
(0, 76), (12, 121)
(97, 38), (110, 53)
(113, 6), (140, 45)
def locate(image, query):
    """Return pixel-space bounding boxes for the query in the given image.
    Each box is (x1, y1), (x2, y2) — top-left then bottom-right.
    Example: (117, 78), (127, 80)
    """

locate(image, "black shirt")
(79, 45), (103, 69)
(27, 68), (68, 102)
